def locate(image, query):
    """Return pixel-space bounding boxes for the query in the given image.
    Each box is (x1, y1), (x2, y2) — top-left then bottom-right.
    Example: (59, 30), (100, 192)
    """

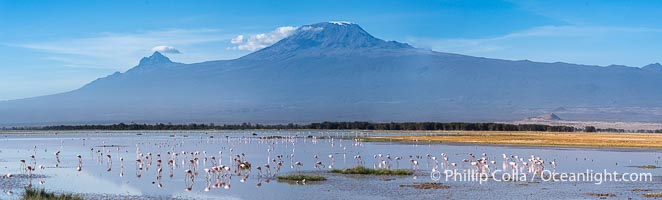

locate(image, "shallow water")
(0, 130), (661, 199)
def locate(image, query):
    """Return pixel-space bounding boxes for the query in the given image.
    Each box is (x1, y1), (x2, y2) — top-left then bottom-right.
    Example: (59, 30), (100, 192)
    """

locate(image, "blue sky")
(1, 0), (662, 100)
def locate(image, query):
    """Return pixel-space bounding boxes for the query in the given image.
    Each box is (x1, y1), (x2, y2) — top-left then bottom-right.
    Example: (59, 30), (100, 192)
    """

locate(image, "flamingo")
(354, 155), (362, 166)
(328, 154), (334, 168)
(410, 159), (419, 170)
(315, 161), (325, 169)
(470, 161), (478, 172)
(264, 164), (271, 177)
(106, 154), (113, 169)
(294, 161), (303, 173)
(26, 166), (34, 178)
(19, 160), (26, 172)
(430, 156), (438, 170)
(54, 151), (61, 167)
(76, 155), (82, 171)
(394, 156), (402, 169)
(30, 155), (36, 166)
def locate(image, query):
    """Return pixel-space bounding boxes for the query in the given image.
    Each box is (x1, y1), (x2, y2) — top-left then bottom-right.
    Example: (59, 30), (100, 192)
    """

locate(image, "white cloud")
(151, 45), (181, 54)
(230, 35), (244, 44)
(229, 26), (297, 51)
(13, 29), (232, 70)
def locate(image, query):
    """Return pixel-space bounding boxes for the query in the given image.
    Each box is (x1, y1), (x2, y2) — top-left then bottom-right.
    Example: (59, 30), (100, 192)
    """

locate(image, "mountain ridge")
(1, 21), (661, 125)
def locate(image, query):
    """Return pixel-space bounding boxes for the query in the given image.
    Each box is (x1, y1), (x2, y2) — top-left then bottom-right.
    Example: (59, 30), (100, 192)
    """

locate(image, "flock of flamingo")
(3, 132), (568, 193)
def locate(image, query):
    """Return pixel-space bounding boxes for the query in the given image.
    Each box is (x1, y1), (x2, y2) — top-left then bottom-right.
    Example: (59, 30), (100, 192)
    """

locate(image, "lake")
(1, 130), (660, 199)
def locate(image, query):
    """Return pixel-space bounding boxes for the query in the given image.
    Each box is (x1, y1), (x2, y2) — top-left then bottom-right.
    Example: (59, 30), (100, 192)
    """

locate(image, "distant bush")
(584, 126), (597, 132)
(22, 187), (82, 200)
(330, 166), (412, 175)
(18, 121), (577, 132)
(277, 174), (326, 181)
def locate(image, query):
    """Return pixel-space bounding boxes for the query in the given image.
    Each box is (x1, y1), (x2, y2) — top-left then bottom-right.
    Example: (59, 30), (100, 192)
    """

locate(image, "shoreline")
(3, 129), (662, 149)
(363, 131), (662, 149)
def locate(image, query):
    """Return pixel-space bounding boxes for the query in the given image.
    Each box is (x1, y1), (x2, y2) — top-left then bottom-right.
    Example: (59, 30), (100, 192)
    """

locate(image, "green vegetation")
(585, 193), (616, 198)
(22, 187), (82, 200)
(5, 121), (662, 133)
(584, 126), (597, 132)
(6, 121), (579, 132)
(277, 174), (327, 181)
(330, 166), (413, 175)
(308, 122), (576, 132)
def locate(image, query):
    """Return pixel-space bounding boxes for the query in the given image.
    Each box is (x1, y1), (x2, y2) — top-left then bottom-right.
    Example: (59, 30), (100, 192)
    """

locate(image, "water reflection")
(0, 130), (660, 199)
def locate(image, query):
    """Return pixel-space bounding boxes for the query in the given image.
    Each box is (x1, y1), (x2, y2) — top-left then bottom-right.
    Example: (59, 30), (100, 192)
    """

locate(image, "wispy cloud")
(13, 29), (231, 70)
(151, 45), (181, 54)
(410, 26), (662, 52)
(230, 35), (244, 44)
(229, 26), (297, 51)
(407, 25), (662, 66)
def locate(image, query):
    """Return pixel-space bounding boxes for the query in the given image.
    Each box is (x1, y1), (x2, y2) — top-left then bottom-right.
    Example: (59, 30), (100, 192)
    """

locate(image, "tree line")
(3, 122), (660, 133)
(2, 121), (580, 132)
(307, 122), (577, 132)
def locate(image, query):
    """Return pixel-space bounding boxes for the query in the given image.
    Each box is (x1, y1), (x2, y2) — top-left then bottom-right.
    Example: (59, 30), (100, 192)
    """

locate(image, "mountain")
(528, 113), (562, 121)
(2, 21), (662, 125)
(643, 63), (662, 71)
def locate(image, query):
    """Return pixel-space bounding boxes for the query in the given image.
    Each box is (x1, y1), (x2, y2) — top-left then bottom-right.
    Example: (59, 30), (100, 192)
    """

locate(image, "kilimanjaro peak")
(254, 22), (411, 54)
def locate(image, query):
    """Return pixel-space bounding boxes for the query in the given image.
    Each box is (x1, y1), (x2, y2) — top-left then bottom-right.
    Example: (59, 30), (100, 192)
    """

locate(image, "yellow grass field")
(365, 131), (662, 149)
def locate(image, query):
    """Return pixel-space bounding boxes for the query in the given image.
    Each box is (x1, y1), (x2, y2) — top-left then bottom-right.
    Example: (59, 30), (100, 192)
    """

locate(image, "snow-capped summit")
(329, 21), (353, 25)
(245, 22), (411, 60)
(280, 22), (410, 49)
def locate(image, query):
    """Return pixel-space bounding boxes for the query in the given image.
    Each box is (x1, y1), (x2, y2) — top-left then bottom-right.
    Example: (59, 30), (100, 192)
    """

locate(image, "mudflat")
(365, 131), (662, 149)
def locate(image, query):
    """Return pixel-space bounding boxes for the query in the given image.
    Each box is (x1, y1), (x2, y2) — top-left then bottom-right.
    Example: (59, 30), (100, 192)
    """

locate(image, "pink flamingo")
(76, 155), (82, 171)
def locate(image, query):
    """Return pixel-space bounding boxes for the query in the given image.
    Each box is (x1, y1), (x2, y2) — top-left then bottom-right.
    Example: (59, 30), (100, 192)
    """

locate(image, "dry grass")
(365, 131), (662, 149)
(629, 165), (660, 169)
(643, 192), (662, 198)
